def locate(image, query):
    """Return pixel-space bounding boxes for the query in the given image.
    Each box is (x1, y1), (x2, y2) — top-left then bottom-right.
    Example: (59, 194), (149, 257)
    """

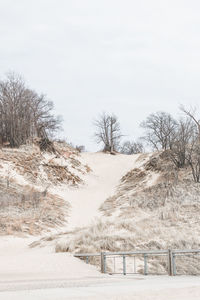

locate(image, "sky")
(0, 0), (200, 150)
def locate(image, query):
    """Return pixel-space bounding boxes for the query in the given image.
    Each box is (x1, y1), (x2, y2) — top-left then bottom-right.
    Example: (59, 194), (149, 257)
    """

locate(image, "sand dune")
(1, 151), (200, 299)
(52, 152), (140, 229)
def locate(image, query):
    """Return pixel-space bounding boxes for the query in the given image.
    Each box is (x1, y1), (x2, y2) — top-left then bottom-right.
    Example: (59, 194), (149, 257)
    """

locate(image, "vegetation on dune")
(0, 182), (68, 235)
(0, 141), (90, 235)
(33, 151), (200, 275)
(1, 70), (200, 275)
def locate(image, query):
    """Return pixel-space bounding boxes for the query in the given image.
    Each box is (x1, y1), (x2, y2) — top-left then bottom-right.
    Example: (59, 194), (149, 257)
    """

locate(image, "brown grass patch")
(0, 181), (69, 235)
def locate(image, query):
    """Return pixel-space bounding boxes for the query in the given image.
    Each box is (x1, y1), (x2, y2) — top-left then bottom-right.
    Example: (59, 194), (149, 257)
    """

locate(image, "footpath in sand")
(0, 153), (140, 292)
(1, 152), (200, 299)
(0, 153), (140, 281)
(52, 152), (140, 230)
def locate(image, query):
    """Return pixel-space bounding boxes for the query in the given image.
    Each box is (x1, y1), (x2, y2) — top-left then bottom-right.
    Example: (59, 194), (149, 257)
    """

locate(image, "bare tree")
(94, 112), (122, 152)
(180, 106), (200, 182)
(120, 140), (144, 154)
(186, 139), (200, 183)
(0, 72), (62, 147)
(140, 111), (177, 150)
(169, 118), (195, 168)
(180, 106), (200, 140)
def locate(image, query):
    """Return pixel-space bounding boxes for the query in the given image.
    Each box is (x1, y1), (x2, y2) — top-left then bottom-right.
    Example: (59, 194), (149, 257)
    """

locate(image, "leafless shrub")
(75, 145), (85, 152)
(37, 138), (56, 153)
(179, 106), (200, 182)
(169, 118), (195, 168)
(120, 140), (144, 154)
(186, 141), (200, 182)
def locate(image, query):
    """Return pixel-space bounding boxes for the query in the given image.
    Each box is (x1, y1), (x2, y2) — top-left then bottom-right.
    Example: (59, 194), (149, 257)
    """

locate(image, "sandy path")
(1, 153), (200, 299)
(0, 153), (140, 288)
(54, 152), (140, 230)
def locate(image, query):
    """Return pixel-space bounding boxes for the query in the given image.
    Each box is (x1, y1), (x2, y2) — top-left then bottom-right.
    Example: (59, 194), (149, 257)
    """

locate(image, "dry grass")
(32, 151), (200, 275)
(50, 211), (200, 274)
(0, 180), (69, 235)
(0, 141), (89, 187)
(32, 209), (200, 274)
(0, 141), (91, 235)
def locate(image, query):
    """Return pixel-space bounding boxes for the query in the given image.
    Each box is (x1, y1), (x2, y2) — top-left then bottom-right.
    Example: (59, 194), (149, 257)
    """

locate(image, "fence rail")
(74, 249), (200, 276)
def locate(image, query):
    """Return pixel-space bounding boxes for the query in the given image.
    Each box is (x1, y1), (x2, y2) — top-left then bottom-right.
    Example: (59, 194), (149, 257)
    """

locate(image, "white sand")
(0, 236), (101, 282)
(1, 275), (200, 299)
(0, 153), (140, 284)
(0, 154), (141, 289)
(1, 152), (200, 299)
(52, 152), (140, 230)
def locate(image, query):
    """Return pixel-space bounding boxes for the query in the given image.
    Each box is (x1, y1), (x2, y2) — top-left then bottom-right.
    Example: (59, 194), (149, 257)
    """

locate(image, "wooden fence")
(74, 249), (200, 276)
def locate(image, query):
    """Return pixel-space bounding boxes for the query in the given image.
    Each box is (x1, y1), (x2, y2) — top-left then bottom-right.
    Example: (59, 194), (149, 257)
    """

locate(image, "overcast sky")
(0, 0), (200, 150)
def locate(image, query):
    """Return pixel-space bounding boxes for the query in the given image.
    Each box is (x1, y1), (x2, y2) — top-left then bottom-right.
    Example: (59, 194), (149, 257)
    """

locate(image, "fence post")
(168, 249), (175, 276)
(134, 256), (136, 273)
(123, 255), (126, 275)
(144, 254), (148, 275)
(113, 257), (116, 273)
(104, 254), (107, 273)
(172, 253), (176, 276)
(101, 252), (106, 273)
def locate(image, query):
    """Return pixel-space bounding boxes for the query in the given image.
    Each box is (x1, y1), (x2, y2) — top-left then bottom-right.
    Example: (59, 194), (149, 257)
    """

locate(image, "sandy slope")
(1, 152), (200, 299)
(52, 152), (140, 230)
(0, 236), (102, 282)
(0, 153), (140, 286)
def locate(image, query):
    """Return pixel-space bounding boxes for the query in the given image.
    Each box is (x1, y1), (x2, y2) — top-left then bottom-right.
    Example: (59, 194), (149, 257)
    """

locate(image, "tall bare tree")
(94, 112), (122, 152)
(0, 72), (62, 147)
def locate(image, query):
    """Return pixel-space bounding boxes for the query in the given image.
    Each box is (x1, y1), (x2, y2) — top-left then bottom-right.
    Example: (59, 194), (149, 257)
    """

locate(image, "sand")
(0, 236), (102, 282)
(1, 152), (200, 299)
(1, 275), (200, 299)
(51, 152), (140, 230)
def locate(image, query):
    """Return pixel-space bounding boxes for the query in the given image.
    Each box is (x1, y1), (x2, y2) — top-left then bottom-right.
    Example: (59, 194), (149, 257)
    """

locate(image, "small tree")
(186, 141), (200, 182)
(180, 106), (200, 141)
(169, 118), (195, 168)
(180, 106), (200, 182)
(94, 112), (122, 152)
(140, 111), (177, 150)
(120, 140), (144, 154)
